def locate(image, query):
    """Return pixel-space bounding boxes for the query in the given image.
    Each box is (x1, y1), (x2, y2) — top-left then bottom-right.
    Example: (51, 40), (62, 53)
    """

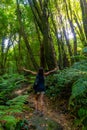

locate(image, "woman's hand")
(44, 66), (59, 76)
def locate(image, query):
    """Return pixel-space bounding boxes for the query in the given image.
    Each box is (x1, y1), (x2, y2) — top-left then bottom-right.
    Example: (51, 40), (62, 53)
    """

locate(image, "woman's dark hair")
(38, 67), (44, 75)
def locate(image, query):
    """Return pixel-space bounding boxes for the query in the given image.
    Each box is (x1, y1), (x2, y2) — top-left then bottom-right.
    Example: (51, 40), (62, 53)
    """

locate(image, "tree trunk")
(50, 11), (62, 69)
(73, 12), (87, 46)
(80, 0), (87, 44)
(64, 0), (77, 55)
(28, 0), (57, 70)
(54, 0), (73, 65)
(42, 3), (57, 69)
(40, 42), (46, 68)
(34, 20), (46, 68)
(16, 0), (39, 70)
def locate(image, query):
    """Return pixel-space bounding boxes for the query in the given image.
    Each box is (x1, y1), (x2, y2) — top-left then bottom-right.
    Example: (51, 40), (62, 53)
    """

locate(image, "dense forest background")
(0, 0), (87, 130)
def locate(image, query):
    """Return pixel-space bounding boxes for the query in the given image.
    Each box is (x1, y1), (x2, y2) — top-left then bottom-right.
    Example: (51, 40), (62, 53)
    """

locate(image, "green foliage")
(15, 119), (29, 130)
(46, 60), (87, 129)
(69, 76), (87, 128)
(0, 0), (87, 129)
(0, 95), (28, 116)
(0, 106), (9, 116)
(0, 95), (28, 130)
(69, 77), (87, 100)
(0, 123), (3, 130)
(0, 73), (28, 103)
(74, 108), (87, 129)
(71, 55), (86, 62)
(0, 73), (29, 129)
(1, 116), (17, 130)
(82, 47), (87, 54)
(46, 66), (82, 99)
(7, 95), (28, 112)
(72, 60), (87, 71)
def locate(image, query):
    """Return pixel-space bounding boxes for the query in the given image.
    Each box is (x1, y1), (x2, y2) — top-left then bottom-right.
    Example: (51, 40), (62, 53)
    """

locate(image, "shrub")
(0, 73), (28, 104)
(0, 73), (29, 129)
(46, 60), (87, 129)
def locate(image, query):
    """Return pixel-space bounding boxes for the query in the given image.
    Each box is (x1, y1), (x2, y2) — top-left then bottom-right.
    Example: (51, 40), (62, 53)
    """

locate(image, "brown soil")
(14, 87), (78, 130)
(25, 93), (76, 130)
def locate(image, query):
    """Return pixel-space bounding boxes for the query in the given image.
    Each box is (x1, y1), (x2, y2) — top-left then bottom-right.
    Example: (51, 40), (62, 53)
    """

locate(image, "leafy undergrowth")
(20, 93), (73, 130)
(0, 60), (87, 129)
(0, 73), (28, 104)
(46, 60), (87, 130)
(0, 95), (29, 130)
(0, 91), (68, 130)
(0, 73), (29, 129)
(0, 80), (73, 130)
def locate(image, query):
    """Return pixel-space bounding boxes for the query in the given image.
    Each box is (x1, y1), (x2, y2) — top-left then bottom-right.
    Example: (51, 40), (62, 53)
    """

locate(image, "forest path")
(23, 93), (74, 130)
(14, 86), (75, 130)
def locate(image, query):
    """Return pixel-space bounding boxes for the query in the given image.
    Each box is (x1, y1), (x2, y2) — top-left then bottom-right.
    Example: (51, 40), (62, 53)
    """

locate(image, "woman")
(23, 67), (58, 116)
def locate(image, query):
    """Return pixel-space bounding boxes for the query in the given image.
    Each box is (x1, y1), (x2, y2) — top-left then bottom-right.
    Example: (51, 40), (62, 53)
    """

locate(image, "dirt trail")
(25, 93), (74, 130)
(14, 87), (76, 130)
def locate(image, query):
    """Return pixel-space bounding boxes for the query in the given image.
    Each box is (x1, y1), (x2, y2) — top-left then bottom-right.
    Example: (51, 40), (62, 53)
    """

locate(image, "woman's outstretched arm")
(22, 67), (37, 75)
(44, 67), (59, 76)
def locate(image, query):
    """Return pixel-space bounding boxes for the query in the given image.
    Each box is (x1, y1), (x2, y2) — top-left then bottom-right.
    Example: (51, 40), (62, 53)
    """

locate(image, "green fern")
(0, 123), (3, 130)
(0, 95), (29, 129)
(0, 73), (28, 104)
(68, 74), (87, 128)
(82, 47), (87, 54)
(46, 60), (87, 129)
(1, 115), (17, 130)
(0, 73), (29, 129)
(74, 108), (87, 129)
(6, 95), (28, 113)
(0, 110), (6, 115)
(69, 77), (87, 100)
(7, 95), (28, 105)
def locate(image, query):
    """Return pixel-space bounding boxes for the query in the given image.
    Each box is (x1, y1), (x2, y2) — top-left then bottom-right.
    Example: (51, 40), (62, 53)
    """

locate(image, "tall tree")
(34, 20), (46, 68)
(73, 12), (86, 46)
(64, 0), (77, 55)
(80, 0), (87, 45)
(28, 0), (58, 69)
(16, 0), (39, 70)
(54, 0), (72, 64)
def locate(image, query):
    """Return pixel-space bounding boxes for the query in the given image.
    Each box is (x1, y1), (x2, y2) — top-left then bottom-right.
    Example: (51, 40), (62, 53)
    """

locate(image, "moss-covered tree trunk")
(16, 0), (39, 70)
(28, 0), (57, 70)
(64, 0), (77, 55)
(42, 1), (57, 69)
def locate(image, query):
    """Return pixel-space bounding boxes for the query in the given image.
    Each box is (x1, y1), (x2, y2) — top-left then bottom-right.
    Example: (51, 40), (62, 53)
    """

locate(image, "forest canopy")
(0, 0), (87, 74)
